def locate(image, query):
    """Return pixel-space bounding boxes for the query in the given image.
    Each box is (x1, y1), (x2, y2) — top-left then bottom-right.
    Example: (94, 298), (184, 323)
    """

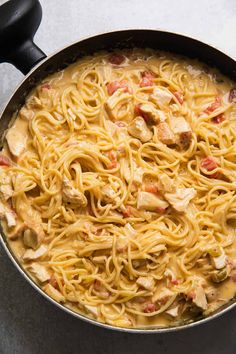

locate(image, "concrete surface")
(0, 0), (236, 353)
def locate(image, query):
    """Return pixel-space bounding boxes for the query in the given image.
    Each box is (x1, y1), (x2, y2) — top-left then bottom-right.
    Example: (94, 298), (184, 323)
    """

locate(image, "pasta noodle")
(1, 49), (236, 328)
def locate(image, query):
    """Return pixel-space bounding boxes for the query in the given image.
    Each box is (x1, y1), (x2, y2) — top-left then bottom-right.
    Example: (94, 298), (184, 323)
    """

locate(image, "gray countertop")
(1, 1), (236, 353)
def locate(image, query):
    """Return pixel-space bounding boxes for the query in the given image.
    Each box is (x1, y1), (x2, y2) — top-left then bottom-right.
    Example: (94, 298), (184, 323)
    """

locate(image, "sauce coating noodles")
(1, 49), (236, 328)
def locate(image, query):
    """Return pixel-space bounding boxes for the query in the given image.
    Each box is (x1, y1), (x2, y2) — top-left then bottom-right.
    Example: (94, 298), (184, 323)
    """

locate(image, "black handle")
(0, 0), (46, 75)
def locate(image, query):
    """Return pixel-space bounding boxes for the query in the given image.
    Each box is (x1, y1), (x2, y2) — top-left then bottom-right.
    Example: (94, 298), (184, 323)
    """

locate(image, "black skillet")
(0, 0), (236, 333)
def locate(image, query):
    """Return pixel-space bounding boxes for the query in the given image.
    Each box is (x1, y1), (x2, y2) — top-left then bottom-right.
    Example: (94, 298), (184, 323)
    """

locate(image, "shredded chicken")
(158, 174), (174, 192)
(62, 177), (87, 206)
(23, 245), (48, 261)
(137, 276), (155, 291)
(166, 306), (179, 317)
(150, 87), (173, 107)
(19, 107), (34, 120)
(0, 170), (13, 200)
(84, 305), (98, 317)
(0, 201), (16, 228)
(105, 89), (131, 119)
(137, 191), (169, 211)
(157, 122), (175, 145)
(192, 285), (208, 311)
(6, 129), (27, 157)
(165, 188), (197, 212)
(139, 103), (166, 123)
(128, 117), (153, 142)
(170, 117), (192, 147)
(28, 263), (51, 282)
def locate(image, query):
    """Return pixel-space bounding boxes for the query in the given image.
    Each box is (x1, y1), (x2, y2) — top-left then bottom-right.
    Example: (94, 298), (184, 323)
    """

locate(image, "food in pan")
(1, 49), (236, 328)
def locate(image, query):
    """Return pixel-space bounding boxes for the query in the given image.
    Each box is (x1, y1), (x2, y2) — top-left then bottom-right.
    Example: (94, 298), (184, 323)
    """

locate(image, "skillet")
(0, 0), (236, 333)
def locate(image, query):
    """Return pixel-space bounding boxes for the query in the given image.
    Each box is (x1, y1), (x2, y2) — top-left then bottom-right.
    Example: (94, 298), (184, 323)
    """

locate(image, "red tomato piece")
(212, 113), (225, 124)
(108, 54), (126, 65)
(145, 185), (159, 194)
(122, 206), (132, 218)
(140, 77), (153, 88)
(107, 150), (117, 169)
(201, 157), (219, 178)
(173, 91), (184, 104)
(49, 274), (59, 290)
(0, 155), (11, 167)
(144, 303), (156, 313)
(107, 80), (129, 95)
(204, 96), (221, 114)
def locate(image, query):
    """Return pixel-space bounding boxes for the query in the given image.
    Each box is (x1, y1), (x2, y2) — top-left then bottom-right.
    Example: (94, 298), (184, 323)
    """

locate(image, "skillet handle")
(0, 0), (46, 75)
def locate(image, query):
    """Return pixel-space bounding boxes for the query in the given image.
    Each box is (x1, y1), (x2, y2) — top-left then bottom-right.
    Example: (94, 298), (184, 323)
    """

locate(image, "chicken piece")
(16, 198), (45, 245)
(137, 191), (169, 211)
(26, 96), (43, 109)
(191, 285), (208, 311)
(0, 201), (16, 228)
(23, 245), (48, 261)
(44, 283), (65, 303)
(62, 177), (87, 207)
(5, 211), (16, 228)
(136, 276), (155, 291)
(6, 129), (27, 158)
(122, 160), (145, 185)
(170, 117), (192, 147)
(165, 188), (196, 212)
(102, 185), (120, 204)
(127, 117), (153, 142)
(8, 223), (26, 240)
(19, 107), (34, 120)
(157, 122), (175, 145)
(138, 103), (166, 124)
(158, 174), (174, 193)
(209, 246), (227, 270)
(152, 287), (174, 304)
(0, 170), (13, 200)
(93, 256), (107, 264)
(150, 87), (173, 107)
(116, 223), (136, 252)
(28, 263), (51, 282)
(105, 89), (131, 119)
(23, 227), (44, 249)
(166, 306), (179, 317)
(205, 287), (218, 302)
(84, 305), (98, 317)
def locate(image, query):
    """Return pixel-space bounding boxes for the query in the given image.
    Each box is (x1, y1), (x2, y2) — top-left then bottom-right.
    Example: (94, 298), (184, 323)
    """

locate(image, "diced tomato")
(144, 303), (156, 313)
(212, 113), (225, 124)
(108, 54), (126, 65)
(107, 80), (130, 95)
(141, 71), (155, 79)
(200, 156), (219, 178)
(49, 274), (59, 290)
(170, 279), (179, 285)
(145, 185), (159, 194)
(231, 273), (236, 282)
(0, 155), (11, 167)
(204, 96), (221, 114)
(122, 205), (132, 218)
(115, 121), (126, 127)
(173, 91), (184, 104)
(140, 77), (153, 88)
(107, 150), (117, 169)
(229, 88), (236, 103)
(139, 71), (155, 87)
